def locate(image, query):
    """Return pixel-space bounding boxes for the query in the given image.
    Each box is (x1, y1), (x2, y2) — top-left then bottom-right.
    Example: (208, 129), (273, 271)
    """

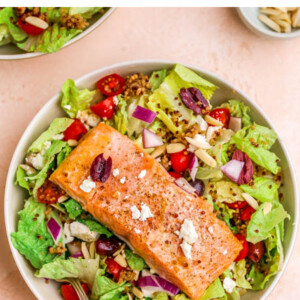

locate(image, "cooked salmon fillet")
(50, 123), (242, 299)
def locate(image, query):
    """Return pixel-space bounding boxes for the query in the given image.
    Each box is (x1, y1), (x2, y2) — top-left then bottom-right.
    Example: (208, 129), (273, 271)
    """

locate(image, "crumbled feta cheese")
(223, 277), (236, 294)
(187, 144), (197, 153)
(80, 176), (95, 192)
(178, 219), (198, 244)
(19, 164), (36, 175)
(180, 241), (192, 259)
(131, 205), (141, 219)
(25, 153), (44, 170)
(223, 250), (228, 255)
(64, 105), (71, 110)
(43, 141), (51, 150)
(63, 223), (74, 244)
(229, 262), (235, 271)
(77, 109), (100, 128)
(124, 195), (130, 199)
(113, 96), (119, 105)
(140, 152), (144, 157)
(113, 168), (120, 177)
(208, 226), (214, 234)
(195, 115), (208, 132)
(70, 221), (99, 242)
(138, 170), (146, 179)
(134, 228), (141, 234)
(206, 126), (221, 142)
(120, 176), (126, 184)
(155, 157), (161, 162)
(140, 204), (154, 221)
(52, 133), (64, 140)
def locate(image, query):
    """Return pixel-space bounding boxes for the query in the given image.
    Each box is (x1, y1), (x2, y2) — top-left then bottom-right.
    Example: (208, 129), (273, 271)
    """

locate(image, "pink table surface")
(0, 7), (299, 300)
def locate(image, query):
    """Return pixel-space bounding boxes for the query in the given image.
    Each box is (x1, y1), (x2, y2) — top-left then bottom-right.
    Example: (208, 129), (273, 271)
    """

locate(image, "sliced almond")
(89, 241), (95, 259)
(127, 293), (133, 300)
(132, 270), (140, 281)
(263, 202), (273, 215)
(50, 204), (66, 213)
(205, 115), (224, 127)
(258, 14), (281, 32)
(114, 254), (127, 268)
(292, 8), (300, 27)
(58, 195), (69, 203)
(151, 145), (166, 158)
(112, 243), (126, 257)
(276, 20), (292, 32)
(195, 149), (216, 168)
(166, 143), (186, 154)
(131, 287), (144, 299)
(25, 16), (49, 30)
(242, 193), (259, 210)
(185, 134), (211, 150)
(260, 7), (282, 16)
(68, 139), (78, 147)
(81, 242), (90, 259)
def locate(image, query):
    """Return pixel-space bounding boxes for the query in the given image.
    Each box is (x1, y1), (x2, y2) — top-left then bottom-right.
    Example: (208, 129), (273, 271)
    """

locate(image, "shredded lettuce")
(206, 181), (243, 203)
(114, 95), (128, 135)
(149, 69), (168, 91)
(77, 219), (112, 237)
(62, 199), (83, 219)
(200, 278), (226, 300)
(69, 7), (104, 18)
(232, 260), (252, 289)
(15, 166), (32, 192)
(124, 249), (146, 271)
(0, 24), (11, 46)
(61, 79), (96, 118)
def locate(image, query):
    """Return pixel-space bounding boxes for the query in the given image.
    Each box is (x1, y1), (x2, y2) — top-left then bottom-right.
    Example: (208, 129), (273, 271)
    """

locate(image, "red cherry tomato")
(209, 108), (231, 128)
(170, 150), (191, 173)
(225, 201), (248, 210)
(105, 258), (125, 281)
(17, 17), (45, 36)
(37, 179), (65, 204)
(61, 283), (89, 300)
(97, 74), (126, 96)
(90, 97), (115, 120)
(63, 119), (87, 141)
(240, 205), (256, 221)
(248, 241), (265, 263)
(168, 171), (182, 179)
(234, 234), (249, 262)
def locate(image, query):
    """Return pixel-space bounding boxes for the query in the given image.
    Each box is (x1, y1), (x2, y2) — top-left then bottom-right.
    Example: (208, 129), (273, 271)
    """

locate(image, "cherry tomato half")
(248, 241), (265, 263)
(225, 201), (248, 210)
(234, 234), (249, 262)
(63, 119), (87, 141)
(168, 171), (182, 179)
(18, 17), (45, 36)
(170, 150), (191, 173)
(37, 179), (66, 204)
(240, 205), (256, 221)
(61, 283), (89, 300)
(209, 108), (231, 128)
(97, 74), (126, 97)
(105, 258), (125, 281)
(90, 97), (115, 120)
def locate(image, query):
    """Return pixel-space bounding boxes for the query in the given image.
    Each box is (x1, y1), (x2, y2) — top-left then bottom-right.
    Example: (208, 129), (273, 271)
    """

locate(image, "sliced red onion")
(179, 87), (209, 114)
(189, 154), (199, 181)
(137, 276), (179, 296)
(47, 217), (61, 244)
(70, 251), (84, 258)
(220, 159), (245, 183)
(175, 177), (196, 194)
(229, 117), (242, 132)
(232, 149), (254, 184)
(132, 106), (157, 124)
(90, 153), (112, 183)
(142, 128), (163, 149)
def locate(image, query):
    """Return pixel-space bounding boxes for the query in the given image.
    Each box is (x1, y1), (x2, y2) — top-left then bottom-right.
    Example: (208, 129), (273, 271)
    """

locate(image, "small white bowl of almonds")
(237, 7), (300, 39)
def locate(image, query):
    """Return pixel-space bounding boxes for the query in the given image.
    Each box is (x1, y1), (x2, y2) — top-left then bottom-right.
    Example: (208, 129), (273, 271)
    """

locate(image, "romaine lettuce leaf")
(36, 256), (99, 288)
(149, 68), (168, 91)
(114, 95), (128, 135)
(56, 143), (72, 166)
(232, 260), (252, 289)
(11, 198), (58, 269)
(0, 24), (11, 46)
(153, 293), (168, 300)
(247, 203), (289, 243)
(40, 7), (63, 23)
(61, 79), (96, 118)
(77, 219), (112, 237)
(206, 181), (243, 203)
(69, 7), (104, 18)
(200, 278), (226, 300)
(62, 198), (83, 219)
(15, 166), (31, 192)
(124, 249), (146, 271)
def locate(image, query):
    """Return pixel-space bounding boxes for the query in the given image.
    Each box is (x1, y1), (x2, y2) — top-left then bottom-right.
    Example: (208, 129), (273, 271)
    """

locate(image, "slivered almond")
(81, 242), (90, 259)
(263, 202), (273, 215)
(292, 9), (300, 27)
(112, 243), (126, 257)
(205, 115), (224, 127)
(185, 134), (211, 150)
(258, 14), (281, 32)
(68, 139), (78, 147)
(58, 195), (69, 203)
(50, 204), (66, 213)
(195, 149), (216, 168)
(166, 143), (186, 154)
(132, 270), (140, 281)
(131, 287), (144, 299)
(25, 16), (49, 30)
(89, 241), (95, 259)
(151, 145), (166, 158)
(242, 193), (259, 210)
(114, 254), (127, 267)
(127, 293), (133, 300)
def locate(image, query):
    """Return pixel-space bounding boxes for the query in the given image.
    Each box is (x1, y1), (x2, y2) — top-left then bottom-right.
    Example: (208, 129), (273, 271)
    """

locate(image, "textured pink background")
(0, 7), (299, 299)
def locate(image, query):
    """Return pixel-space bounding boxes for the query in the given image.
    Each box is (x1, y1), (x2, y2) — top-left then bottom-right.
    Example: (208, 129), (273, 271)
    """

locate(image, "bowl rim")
(0, 7), (115, 61)
(237, 7), (300, 39)
(4, 59), (299, 300)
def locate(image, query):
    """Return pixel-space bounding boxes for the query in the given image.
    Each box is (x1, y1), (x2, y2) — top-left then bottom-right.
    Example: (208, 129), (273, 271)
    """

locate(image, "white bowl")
(237, 7), (300, 39)
(5, 60), (299, 300)
(0, 8), (115, 60)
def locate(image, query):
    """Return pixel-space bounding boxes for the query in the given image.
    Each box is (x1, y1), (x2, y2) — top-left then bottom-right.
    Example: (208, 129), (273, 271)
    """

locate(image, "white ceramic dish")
(5, 60), (298, 300)
(237, 7), (300, 39)
(0, 8), (115, 60)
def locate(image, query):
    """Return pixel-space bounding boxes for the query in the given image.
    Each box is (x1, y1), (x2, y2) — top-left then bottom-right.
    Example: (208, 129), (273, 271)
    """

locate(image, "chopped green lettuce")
(56, 143), (72, 166)
(69, 7), (104, 18)
(173, 294), (191, 300)
(36, 256), (100, 288)
(231, 124), (280, 174)
(40, 7), (62, 23)
(247, 203), (289, 243)
(61, 79), (96, 118)
(232, 260), (252, 289)
(200, 278), (226, 300)
(149, 69), (168, 91)
(240, 176), (280, 203)
(124, 249), (146, 271)
(15, 166), (31, 192)
(153, 293), (168, 300)
(11, 198), (58, 269)
(148, 64), (218, 133)
(62, 199), (83, 219)
(215, 202), (238, 233)
(77, 219), (112, 237)
(206, 181), (243, 203)
(28, 118), (73, 153)
(220, 100), (252, 127)
(0, 24), (11, 46)
(114, 95), (128, 135)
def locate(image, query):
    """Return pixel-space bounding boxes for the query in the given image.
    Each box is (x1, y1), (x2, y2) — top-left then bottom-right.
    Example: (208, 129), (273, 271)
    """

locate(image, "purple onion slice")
(90, 153), (112, 183)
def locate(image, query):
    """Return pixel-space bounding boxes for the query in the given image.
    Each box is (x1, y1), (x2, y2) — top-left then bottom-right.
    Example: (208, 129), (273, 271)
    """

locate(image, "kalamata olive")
(90, 153), (112, 183)
(189, 179), (205, 196)
(95, 235), (121, 256)
(248, 241), (265, 263)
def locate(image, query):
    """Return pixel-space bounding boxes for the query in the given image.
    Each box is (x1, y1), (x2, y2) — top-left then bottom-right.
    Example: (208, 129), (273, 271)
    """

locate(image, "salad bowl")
(5, 60), (298, 299)
(0, 7), (115, 60)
